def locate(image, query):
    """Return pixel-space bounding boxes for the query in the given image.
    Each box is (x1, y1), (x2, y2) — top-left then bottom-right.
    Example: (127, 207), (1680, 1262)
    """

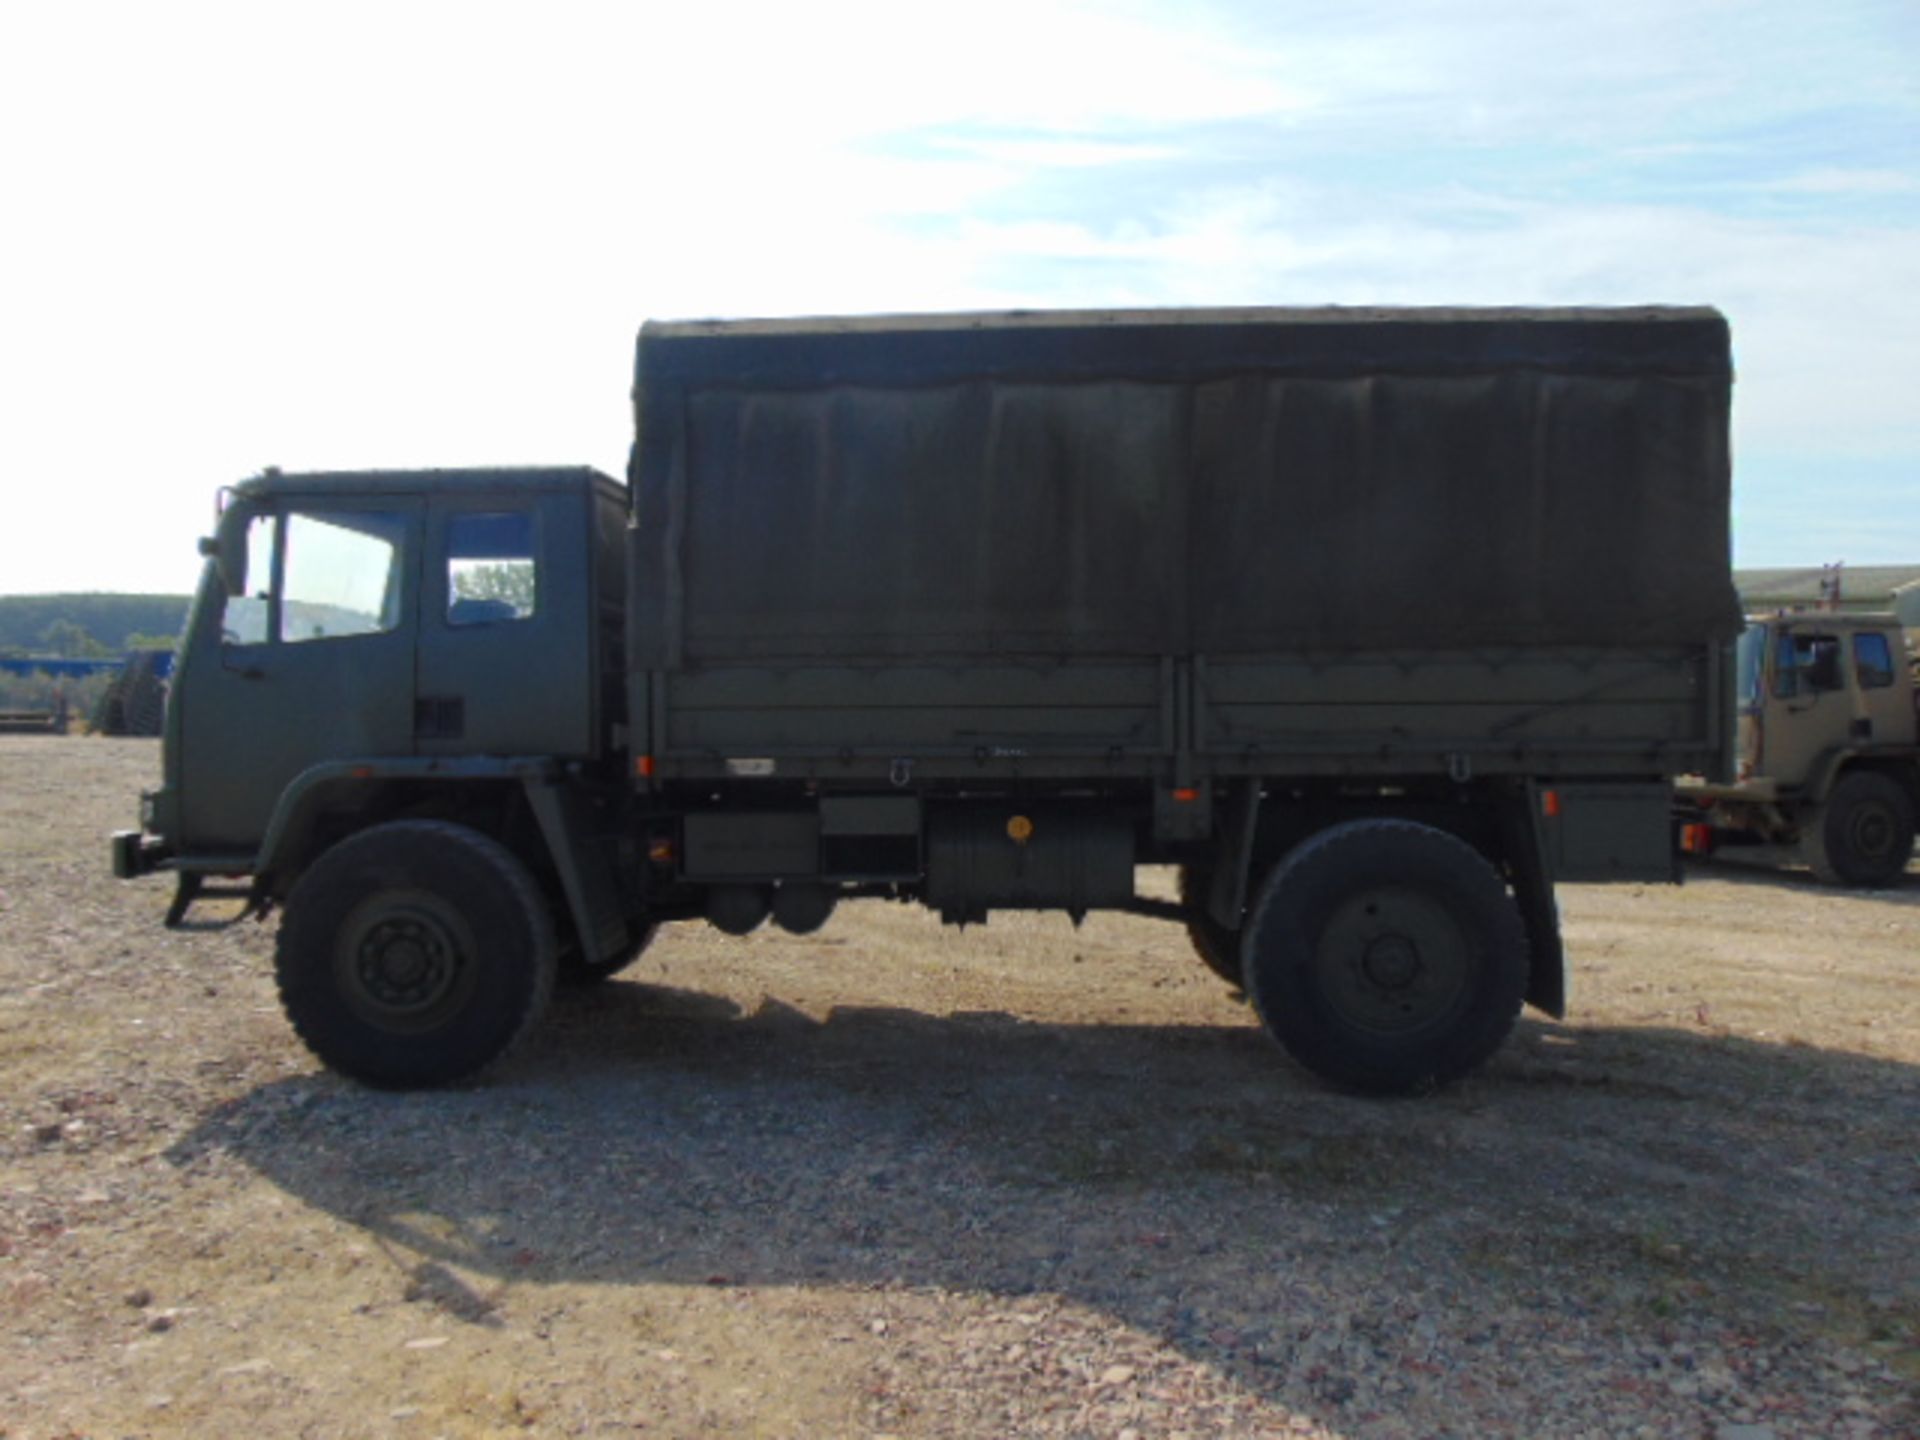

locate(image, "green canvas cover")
(629, 308), (1738, 665)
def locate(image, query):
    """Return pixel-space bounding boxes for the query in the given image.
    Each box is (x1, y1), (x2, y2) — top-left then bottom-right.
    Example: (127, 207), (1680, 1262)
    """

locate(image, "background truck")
(1676, 610), (1918, 885)
(113, 307), (1741, 1094)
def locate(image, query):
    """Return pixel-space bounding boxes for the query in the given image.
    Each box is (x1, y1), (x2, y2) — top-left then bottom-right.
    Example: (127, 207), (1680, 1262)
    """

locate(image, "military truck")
(1676, 611), (1918, 885)
(112, 307), (1741, 1094)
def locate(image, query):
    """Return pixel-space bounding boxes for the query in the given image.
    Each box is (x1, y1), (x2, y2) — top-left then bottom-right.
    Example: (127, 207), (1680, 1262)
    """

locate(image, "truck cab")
(1678, 612), (1918, 885)
(120, 467), (627, 893)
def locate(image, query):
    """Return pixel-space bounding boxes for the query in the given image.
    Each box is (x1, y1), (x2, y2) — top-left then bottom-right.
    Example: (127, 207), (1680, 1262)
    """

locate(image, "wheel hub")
(342, 905), (466, 1019)
(1360, 934), (1420, 989)
(1847, 804), (1895, 859)
(1317, 888), (1473, 1037)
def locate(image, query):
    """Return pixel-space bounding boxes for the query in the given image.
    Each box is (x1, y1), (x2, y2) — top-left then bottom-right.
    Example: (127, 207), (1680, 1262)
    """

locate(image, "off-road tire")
(275, 820), (557, 1088)
(121, 654), (167, 737)
(557, 922), (658, 987)
(91, 673), (128, 734)
(1242, 819), (1528, 1095)
(1179, 866), (1243, 985)
(1802, 771), (1915, 888)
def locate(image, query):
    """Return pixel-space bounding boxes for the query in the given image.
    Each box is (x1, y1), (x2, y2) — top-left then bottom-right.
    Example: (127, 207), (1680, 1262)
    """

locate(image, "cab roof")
(229, 466), (623, 503)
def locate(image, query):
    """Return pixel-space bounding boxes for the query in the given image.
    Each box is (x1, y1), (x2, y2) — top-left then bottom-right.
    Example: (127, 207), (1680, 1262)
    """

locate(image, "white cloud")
(932, 137), (1181, 170)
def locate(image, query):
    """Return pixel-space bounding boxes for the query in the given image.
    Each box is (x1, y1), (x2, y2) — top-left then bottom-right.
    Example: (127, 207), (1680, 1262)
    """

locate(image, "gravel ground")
(1, 736), (1916, 1439)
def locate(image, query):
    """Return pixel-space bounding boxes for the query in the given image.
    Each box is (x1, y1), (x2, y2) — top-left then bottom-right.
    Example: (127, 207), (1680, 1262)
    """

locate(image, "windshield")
(1735, 621), (1766, 708)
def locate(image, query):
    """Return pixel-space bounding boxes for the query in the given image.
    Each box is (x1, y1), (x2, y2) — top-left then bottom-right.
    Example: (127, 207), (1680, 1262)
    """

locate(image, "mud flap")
(1205, 778), (1262, 931)
(523, 778), (632, 964)
(1502, 785), (1567, 1019)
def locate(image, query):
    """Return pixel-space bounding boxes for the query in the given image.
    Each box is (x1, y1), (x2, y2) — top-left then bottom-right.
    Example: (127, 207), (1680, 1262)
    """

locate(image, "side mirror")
(198, 529), (246, 596)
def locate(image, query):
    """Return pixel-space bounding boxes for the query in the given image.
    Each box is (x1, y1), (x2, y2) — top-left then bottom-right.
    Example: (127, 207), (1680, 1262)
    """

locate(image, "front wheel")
(1802, 771), (1915, 888)
(275, 820), (557, 1087)
(1242, 819), (1527, 1095)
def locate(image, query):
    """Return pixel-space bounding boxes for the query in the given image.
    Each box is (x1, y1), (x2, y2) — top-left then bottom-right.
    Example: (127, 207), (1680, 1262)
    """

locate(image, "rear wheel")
(1179, 865), (1243, 985)
(1803, 771), (1915, 887)
(1242, 819), (1527, 1095)
(275, 820), (557, 1087)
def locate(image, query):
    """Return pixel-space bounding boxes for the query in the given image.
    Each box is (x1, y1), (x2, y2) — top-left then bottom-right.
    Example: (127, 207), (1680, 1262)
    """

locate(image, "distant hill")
(0, 593), (193, 655)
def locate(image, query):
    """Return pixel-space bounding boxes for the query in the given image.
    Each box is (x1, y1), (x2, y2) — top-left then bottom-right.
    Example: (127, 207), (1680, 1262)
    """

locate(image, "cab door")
(1762, 623), (1847, 790)
(1848, 628), (1910, 746)
(414, 490), (595, 758)
(177, 499), (420, 852)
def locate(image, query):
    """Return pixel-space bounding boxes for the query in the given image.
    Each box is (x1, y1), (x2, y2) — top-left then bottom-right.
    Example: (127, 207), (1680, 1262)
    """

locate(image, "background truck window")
(1735, 621), (1765, 707)
(1853, 632), (1896, 689)
(1773, 631), (1843, 698)
(279, 511), (405, 644)
(447, 511), (537, 626)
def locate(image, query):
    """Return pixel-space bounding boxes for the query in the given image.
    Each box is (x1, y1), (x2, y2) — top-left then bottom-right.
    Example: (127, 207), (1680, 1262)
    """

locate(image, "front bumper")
(111, 829), (170, 879)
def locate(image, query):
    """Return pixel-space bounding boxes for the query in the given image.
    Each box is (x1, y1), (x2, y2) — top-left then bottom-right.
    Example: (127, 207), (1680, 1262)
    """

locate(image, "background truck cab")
(1677, 611), (1919, 885)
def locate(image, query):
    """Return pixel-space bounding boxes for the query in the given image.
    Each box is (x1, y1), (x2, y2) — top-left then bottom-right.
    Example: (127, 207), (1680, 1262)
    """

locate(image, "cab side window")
(1853, 633), (1895, 690)
(447, 511), (537, 626)
(222, 513), (276, 646)
(279, 511), (406, 644)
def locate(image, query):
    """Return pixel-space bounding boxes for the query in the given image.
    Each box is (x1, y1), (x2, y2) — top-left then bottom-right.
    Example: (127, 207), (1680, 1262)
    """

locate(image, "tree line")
(0, 594), (191, 658)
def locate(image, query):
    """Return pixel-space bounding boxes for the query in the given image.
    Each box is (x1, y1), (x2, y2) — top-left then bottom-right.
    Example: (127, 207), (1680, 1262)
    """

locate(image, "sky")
(1, 0), (1915, 596)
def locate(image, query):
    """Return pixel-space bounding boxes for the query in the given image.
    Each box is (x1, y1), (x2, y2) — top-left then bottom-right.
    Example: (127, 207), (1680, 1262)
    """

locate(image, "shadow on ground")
(167, 982), (1920, 1425)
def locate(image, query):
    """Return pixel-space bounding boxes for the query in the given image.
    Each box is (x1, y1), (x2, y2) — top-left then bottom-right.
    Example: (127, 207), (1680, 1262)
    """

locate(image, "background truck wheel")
(1242, 819), (1528, 1095)
(274, 820), (557, 1087)
(1802, 771), (1916, 888)
(557, 922), (658, 987)
(1179, 865), (1243, 985)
